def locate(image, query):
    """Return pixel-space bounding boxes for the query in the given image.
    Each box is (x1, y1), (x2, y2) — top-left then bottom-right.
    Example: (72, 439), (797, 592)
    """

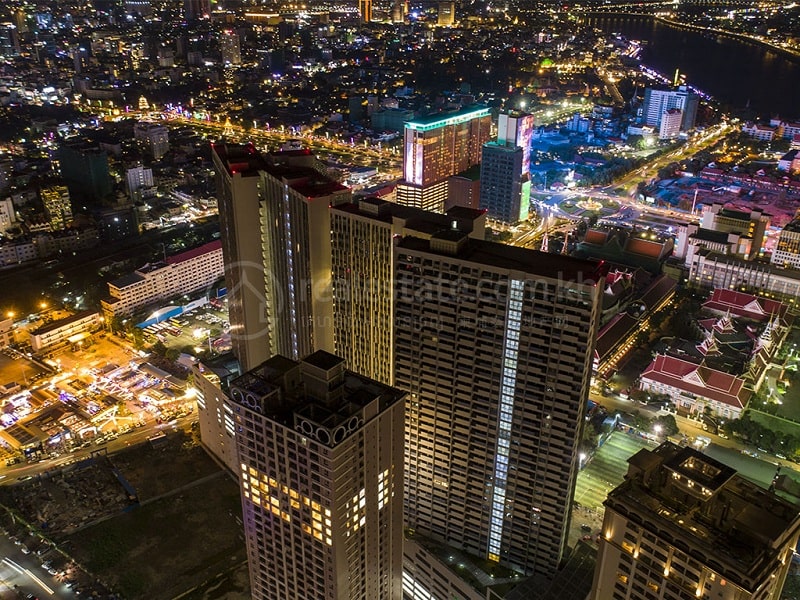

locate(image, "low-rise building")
(30, 310), (100, 353)
(639, 354), (751, 420)
(101, 240), (223, 320)
(590, 442), (800, 600)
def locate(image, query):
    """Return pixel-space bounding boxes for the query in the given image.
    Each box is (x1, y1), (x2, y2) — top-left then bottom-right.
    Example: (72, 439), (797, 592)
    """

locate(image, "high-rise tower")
(395, 232), (607, 578)
(359, 0), (372, 22)
(230, 350), (406, 600)
(330, 198), (486, 385)
(212, 143), (350, 371)
(396, 106), (491, 213)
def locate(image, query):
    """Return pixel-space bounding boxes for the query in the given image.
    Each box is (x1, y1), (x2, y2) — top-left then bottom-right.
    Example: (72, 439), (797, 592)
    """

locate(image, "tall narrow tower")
(359, 0), (372, 22)
(212, 143), (350, 371)
(230, 351), (406, 600)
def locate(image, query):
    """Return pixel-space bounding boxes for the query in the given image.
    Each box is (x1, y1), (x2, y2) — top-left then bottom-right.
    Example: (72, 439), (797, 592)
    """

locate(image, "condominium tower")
(230, 350), (406, 600)
(397, 106), (491, 213)
(395, 232), (607, 578)
(642, 86), (699, 132)
(330, 197), (486, 385)
(590, 442), (800, 600)
(213, 142), (350, 371)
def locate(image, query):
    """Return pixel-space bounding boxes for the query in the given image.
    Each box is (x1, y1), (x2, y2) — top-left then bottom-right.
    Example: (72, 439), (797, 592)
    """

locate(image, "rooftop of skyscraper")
(331, 197), (485, 231)
(606, 442), (800, 590)
(228, 350), (405, 437)
(397, 233), (608, 282)
(405, 104), (490, 131)
(211, 141), (267, 177)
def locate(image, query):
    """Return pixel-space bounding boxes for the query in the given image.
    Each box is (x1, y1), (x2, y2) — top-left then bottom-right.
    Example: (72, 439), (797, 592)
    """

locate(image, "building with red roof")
(640, 354), (751, 420)
(701, 288), (788, 323)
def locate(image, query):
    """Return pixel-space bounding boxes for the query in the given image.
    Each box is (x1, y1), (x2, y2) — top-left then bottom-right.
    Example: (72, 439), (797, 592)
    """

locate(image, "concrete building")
(0, 318), (13, 348)
(57, 142), (111, 204)
(700, 203), (769, 260)
(658, 108), (682, 140)
(397, 106), (491, 213)
(689, 248), (800, 305)
(126, 165), (154, 201)
(437, 1), (455, 25)
(229, 350), (405, 600)
(479, 143), (526, 224)
(220, 29), (241, 65)
(134, 121), (170, 160)
(192, 354), (241, 474)
(184, 0), (210, 19)
(0, 197), (15, 234)
(395, 233), (607, 581)
(359, 0), (372, 22)
(771, 217), (800, 269)
(642, 86), (699, 132)
(101, 240), (224, 320)
(30, 310), (100, 353)
(212, 143), (350, 372)
(40, 185), (72, 231)
(742, 122), (777, 141)
(447, 166), (482, 210)
(590, 442), (800, 600)
(330, 198), (485, 386)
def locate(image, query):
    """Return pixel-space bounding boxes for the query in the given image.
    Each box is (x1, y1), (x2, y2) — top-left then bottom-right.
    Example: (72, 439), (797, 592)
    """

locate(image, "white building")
(192, 356), (240, 473)
(0, 197), (15, 233)
(126, 165), (155, 200)
(230, 351), (405, 600)
(101, 240), (223, 319)
(741, 121), (776, 141)
(30, 310), (100, 352)
(658, 108), (682, 140)
(134, 121), (170, 160)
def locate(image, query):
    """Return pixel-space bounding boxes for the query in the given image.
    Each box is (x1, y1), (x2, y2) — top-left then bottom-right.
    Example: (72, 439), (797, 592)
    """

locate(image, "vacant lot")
(65, 472), (245, 599)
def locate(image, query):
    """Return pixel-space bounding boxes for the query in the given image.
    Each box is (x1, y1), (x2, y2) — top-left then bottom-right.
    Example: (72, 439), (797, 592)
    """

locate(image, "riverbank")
(654, 15), (800, 63)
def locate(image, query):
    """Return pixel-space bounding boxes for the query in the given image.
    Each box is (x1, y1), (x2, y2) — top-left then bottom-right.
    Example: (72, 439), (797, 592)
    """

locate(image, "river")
(585, 15), (800, 119)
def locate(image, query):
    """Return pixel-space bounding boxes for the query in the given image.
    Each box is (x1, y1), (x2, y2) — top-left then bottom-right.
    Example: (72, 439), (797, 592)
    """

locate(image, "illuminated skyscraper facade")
(395, 233), (606, 578)
(397, 106), (491, 213)
(330, 198), (486, 385)
(230, 351), (405, 600)
(359, 0), (373, 22)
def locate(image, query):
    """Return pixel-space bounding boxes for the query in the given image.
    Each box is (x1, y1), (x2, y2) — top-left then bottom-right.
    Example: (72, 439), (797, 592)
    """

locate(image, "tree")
(579, 423), (598, 455)
(652, 414), (679, 437)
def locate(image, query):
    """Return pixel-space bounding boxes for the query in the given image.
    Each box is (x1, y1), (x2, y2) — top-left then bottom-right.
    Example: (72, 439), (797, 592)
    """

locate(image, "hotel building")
(396, 106), (491, 213)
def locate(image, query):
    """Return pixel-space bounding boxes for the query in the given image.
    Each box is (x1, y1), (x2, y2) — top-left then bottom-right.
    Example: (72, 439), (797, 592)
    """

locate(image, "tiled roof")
(702, 288), (787, 322)
(641, 354), (751, 409)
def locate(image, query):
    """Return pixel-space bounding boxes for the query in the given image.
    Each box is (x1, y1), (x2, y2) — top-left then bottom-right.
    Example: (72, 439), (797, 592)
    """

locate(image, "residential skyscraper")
(330, 198), (486, 385)
(590, 442), (800, 600)
(230, 350), (405, 600)
(220, 29), (241, 65)
(642, 86), (699, 132)
(397, 106), (491, 213)
(395, 233), (607, 579)
(212, 143), (350, 371)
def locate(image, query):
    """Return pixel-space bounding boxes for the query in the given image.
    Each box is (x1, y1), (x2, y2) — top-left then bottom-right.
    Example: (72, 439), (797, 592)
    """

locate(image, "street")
(0, 534), (74, 599)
